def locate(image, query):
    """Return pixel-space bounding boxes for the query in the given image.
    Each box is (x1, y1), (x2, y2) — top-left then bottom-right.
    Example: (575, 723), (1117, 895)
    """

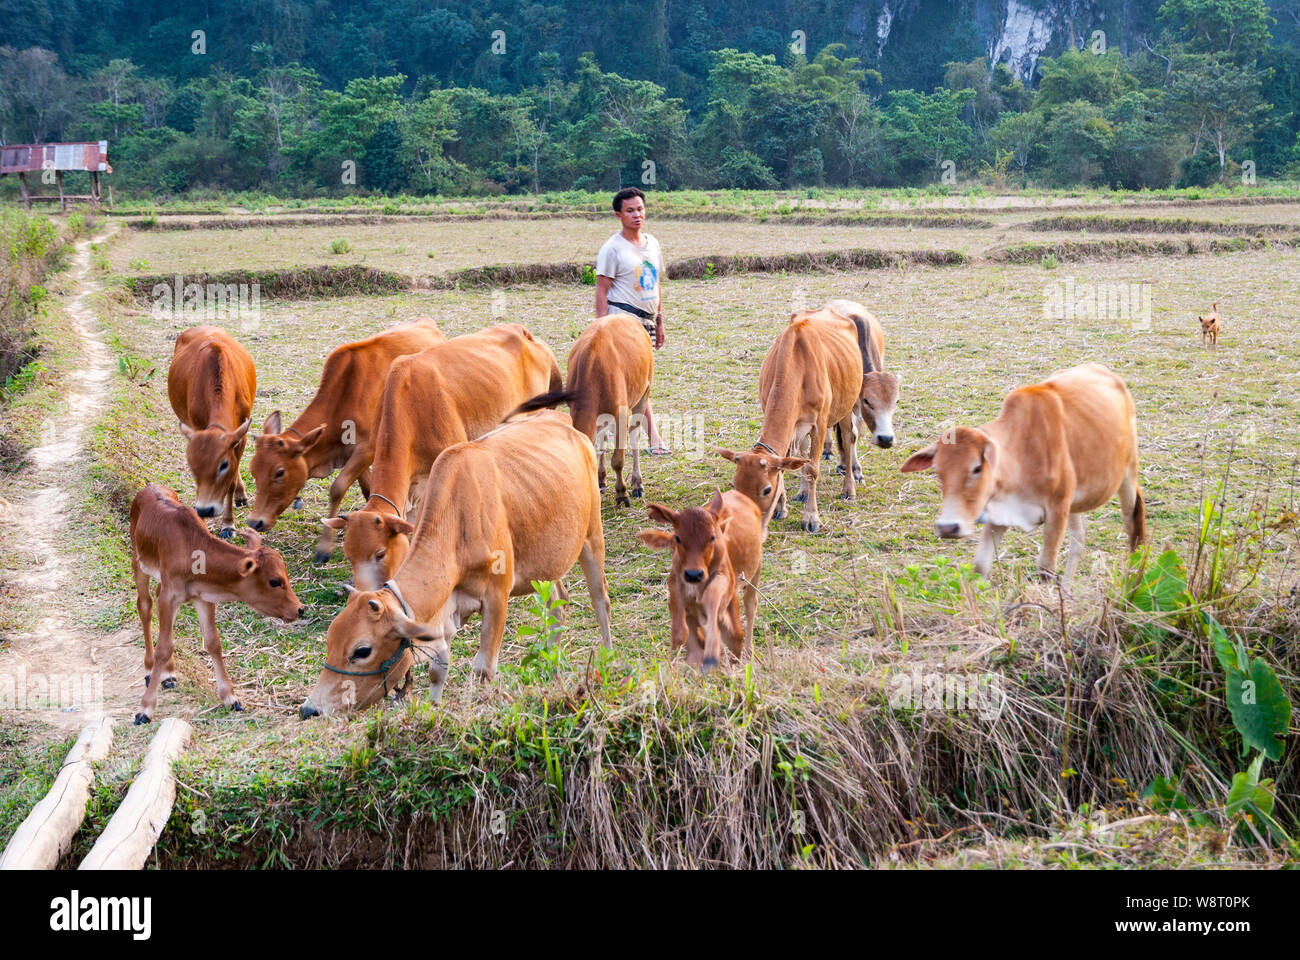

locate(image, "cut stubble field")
(4, 210), (1299, 868)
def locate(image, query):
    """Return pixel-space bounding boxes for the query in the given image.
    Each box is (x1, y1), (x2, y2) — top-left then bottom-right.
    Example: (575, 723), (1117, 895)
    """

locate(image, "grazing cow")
(130, 483), (304, 724)
(246, 318), (446, 562)
(1198, 301), (1221, 348)
(636, 488), (764, 669)
(757, 302), (900, 531)
(514, 313), (654, 506)
(299, 410), (612, 717)
(323, 322), (562, 589)
(900, 362), (1146, 582)
(819, 298), (901, 479)
(167, 325), (257, 537)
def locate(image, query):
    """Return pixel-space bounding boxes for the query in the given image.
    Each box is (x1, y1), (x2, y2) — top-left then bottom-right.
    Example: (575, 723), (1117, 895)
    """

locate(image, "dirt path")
(0, 231), (139, 740)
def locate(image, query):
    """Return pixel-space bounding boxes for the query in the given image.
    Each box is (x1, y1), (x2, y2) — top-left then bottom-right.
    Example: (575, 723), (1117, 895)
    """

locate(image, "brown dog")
(1199, 302), (1221, 347)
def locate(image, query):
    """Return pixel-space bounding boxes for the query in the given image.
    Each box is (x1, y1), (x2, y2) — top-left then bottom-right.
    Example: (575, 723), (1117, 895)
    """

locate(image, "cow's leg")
(1118, 469), (1143, 551)
(741, 570), (760, 651)
(699, 578), (736, 670)
(135, 562), (154, 681)
(553, 578), (569, 625)
(597, 449), (607, 491)
(668, 585), (688, 654)
(194, 598), (240, 711)
(579, 531), (614, 650)
(793, 422), (814, 502)
(612, 445), (629, 507)
(836, 413), (857, 500)
(233, 438), (249, 507)
(974, 523), (1006, 577)
(137, 590), (181, 723)
(802, 418), (828, 532)
(1036, 504), (1069, 579)
(220, 478), (236, 539)
(1065, 513), (1086, 587)
(316, 449), (371, 563)
(849, 411), (864, 483)
(472, 578), (511, 684)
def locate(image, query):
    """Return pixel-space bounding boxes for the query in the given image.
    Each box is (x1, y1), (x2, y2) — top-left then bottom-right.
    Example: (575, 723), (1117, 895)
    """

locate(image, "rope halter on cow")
(321, 579), (431, 698)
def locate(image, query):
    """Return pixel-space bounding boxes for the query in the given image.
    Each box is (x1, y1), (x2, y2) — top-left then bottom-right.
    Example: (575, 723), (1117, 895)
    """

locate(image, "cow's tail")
(850, 313), (875, 375)
(1128, 485), (1147, 552)
(513, 388), (579, 417)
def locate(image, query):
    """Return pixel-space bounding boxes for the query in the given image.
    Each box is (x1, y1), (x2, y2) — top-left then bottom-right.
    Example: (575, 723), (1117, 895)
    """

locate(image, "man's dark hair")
(612, 187), (646, 212)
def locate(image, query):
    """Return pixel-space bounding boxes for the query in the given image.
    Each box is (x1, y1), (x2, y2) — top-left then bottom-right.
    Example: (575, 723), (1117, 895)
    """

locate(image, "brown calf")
(324, 322), (562, 590)
(637, 489), (763, 669)
(715, 447), (808, 529)
(900, 362), (1146, 583)
(757, 304), (900, 531)
(515, 313), (654, 506)
(246, 318), (445, 562)
(130, 483), (304, 724)
(1199, 301), (1221, 347)
(300, 410), (612, 717)
(167, 325), (256, 537)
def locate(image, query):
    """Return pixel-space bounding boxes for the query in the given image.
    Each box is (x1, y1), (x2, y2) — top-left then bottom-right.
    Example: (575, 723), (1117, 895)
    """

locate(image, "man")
(595, 187), (669, 454)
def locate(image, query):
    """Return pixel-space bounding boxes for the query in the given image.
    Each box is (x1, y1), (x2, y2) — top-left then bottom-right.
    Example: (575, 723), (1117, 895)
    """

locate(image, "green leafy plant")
(509, 580), (569, 684)
(1040, 253), (1060, 270)
(128, 258), (150, 270)
(118, 354), (156, 386)
(703, 261), (717, 280)
(580, 264), (597, 285)
(328, 238), (351, 255)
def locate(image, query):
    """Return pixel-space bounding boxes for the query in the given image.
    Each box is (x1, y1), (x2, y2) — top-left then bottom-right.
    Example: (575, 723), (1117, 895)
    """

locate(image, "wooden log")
(17, 171), (31, 211)
(56, 170), (65, 212)
(0, 717), (114, 870)
(78, 718), (192, 871)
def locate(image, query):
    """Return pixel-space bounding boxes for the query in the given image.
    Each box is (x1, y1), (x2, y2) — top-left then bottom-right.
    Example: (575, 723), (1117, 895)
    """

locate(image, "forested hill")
(2, 0), (1299, 195)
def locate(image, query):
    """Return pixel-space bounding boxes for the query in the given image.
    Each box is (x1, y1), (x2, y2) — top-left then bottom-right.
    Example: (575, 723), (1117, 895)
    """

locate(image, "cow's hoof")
(793, 492), (807, 503)
(834, 463), (844, 475)
(293, 497), (303, 510)
(821, 450), (833, 461)
(839, 492), (856, 501)
(143, 674), (150, 688)
(701, 656), (718, 672)
(853, 471), (864, 484)
(219, 527), (234, 540)
(801, 519), (820, 533)
(313, 550), (331, 565)
(631, 487), (643, 499)
(229, 700), (242, 712)
(161, 677), (176, 689)
(133, 712), (151, 725)
(234, 495), (248, 508)
(772, 507), (786, 520)
(615, 494), (631, 508)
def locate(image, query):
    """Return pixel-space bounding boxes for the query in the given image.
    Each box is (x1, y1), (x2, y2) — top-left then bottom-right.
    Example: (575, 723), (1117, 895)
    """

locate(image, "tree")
(1042, 100), (1115, 185)
(1158, 0), (1274, 60)
(882, 87), (976, 181)
(1170, 55), (1271, 174)
(989, 110), (1044, 175)
(0, 46), (75, 143)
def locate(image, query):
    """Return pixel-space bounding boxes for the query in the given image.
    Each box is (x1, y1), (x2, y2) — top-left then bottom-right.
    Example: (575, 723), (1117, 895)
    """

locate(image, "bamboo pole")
(78, 718), (192, 871)
(0, 717), (114, 870)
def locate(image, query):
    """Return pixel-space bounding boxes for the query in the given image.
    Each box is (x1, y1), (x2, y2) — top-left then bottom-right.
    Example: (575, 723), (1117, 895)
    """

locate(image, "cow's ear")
(779, 457), (808, 472)
(636, 529), (674, 550)
(322, 514), (348, 530)
(386, 517), (415, 536)
(179, 421), (195, 439)
(714, 447), (738, 464)
(262, 410), (282, 436)
(298, 424), (326, 453)
(392, 610), (437, 642)
(646, 503), (678, 526)
(982, 440), (998, 474)
(231, 418), (252, 443)
(706, 489), (725, 516)
(900, 443), (938, 473)
(239, 556), (259, 577)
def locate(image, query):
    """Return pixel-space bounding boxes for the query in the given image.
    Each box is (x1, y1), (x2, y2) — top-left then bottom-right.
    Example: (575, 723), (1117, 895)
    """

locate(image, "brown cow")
(167, 325), (257, 538)
(819, 298), (901, 480)
(716, 447), (809, 528)
(636, 488), (764, 669)
(130, 483), (304, 724)
(323, 322), (562, 590)
(299, 410), (612, 717)
(757, 303), (900, 531)
(514, 313), (654, 506)
(900, 362), (1146, 583)
(246, 318), (445, 563)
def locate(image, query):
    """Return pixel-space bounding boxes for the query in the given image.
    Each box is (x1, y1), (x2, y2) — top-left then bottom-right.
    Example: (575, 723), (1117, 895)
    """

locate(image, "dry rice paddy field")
(3, 194), (1299, 868)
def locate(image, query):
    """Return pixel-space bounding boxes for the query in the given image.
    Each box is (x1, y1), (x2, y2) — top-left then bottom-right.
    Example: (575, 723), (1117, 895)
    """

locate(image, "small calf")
(637, 489), (763, 669)
(1198, 301), (1221, 347)
(130, 483), (304, 724)
(716, 446), (808, 527)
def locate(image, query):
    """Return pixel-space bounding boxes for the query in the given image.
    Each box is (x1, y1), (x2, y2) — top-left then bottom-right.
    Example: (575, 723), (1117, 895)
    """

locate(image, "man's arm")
(654, 274), (665, 349)
(595, 275), (612, 318)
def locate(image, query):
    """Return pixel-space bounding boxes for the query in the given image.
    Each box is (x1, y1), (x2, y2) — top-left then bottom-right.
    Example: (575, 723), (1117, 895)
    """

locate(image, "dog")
(1198, 302), (1221, 348)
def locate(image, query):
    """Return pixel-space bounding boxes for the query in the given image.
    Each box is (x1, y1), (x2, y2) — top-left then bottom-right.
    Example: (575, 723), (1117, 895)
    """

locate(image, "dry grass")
(1027, 215), (1300, 235)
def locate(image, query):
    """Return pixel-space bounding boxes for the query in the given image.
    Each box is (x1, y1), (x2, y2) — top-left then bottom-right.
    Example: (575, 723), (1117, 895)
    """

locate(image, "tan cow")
(323, 322), (562, 590)
(515, 313), (654, 506)
(819, 298), (901, 480)
(757, 302), (900, 531)
(130, 483), (304, 724)
(299, 410), (612, 717)
(636, 488), (764, 669)
(900, 362), (1146, 582)
(716, 447), (810, 528)
(167, 325), (257, 537)
(246, 318), (445, 563)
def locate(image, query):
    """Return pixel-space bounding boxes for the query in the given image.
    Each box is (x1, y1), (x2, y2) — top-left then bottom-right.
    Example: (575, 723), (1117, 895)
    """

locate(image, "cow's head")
(715, 447), (807, 521)
(300, 588), (448, 718)
(180, 418), (251, 517)
(234, 530), (307, 622)
(900, 426), (998, 539)
(248, 411), (325, 530)
(859, 371), (901, 448)
(636, 492), (730, 598)
(324, 509), (416, 591)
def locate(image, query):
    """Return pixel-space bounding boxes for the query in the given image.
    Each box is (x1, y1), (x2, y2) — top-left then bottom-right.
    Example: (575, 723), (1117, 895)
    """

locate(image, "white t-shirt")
(596, 232), (663, 317)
